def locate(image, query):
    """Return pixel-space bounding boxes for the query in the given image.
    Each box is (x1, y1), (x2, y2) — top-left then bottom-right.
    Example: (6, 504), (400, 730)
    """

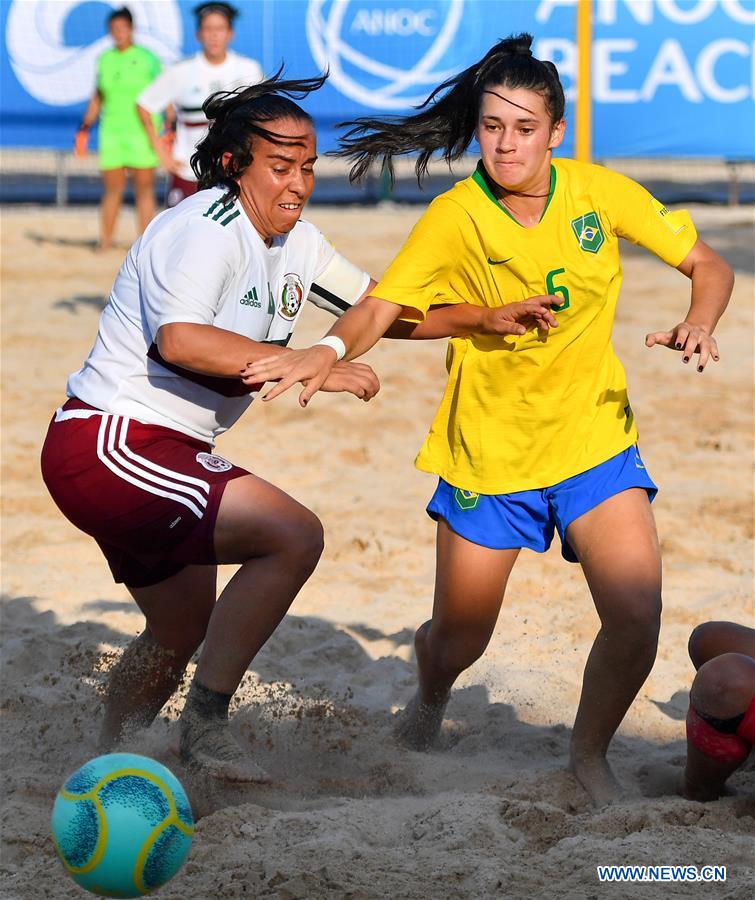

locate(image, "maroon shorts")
(41, 399), (248, 587)
(165, 174), (199, 208)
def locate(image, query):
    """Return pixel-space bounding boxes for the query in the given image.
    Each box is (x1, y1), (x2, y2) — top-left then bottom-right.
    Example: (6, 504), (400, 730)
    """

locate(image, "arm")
(137, 103), (179, 174)
(645, 238), (734, 371)
(388, 298), (559, 340)
(74, 91), (101, 157)
(157, 322), (379, 400)
(244, 290), (560, 406)
(157, 322), (288, 376)
(242, 295), (400, 407)
(324, 274), (559, 342)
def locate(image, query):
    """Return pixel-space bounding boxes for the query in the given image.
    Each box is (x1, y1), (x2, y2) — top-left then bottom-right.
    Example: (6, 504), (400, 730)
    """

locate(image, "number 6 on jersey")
(546, 267), (570, 312)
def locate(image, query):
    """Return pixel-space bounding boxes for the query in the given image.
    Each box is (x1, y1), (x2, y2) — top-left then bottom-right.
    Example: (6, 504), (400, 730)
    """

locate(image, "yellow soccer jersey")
(371, 157), (698, 493)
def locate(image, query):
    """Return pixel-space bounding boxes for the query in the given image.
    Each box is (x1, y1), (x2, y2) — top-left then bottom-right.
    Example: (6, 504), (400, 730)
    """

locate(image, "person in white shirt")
(137, 1), (263, 207)
(41, 72), (494, 782)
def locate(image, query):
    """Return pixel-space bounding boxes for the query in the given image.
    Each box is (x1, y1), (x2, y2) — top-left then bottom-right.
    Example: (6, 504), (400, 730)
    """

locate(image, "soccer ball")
(51, 753), (194, 898)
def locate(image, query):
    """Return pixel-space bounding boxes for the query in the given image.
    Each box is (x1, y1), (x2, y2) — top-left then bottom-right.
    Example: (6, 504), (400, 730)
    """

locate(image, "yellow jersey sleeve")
(371, 196), (471, 321)
(600, 170), (697, 268)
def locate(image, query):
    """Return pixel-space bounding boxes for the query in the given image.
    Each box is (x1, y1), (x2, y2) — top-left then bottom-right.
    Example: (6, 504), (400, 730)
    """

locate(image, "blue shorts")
(427, 445), (657, 563)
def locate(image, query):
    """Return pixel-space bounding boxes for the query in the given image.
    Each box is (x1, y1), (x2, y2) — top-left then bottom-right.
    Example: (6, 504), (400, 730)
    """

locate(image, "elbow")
(724, 260), (735, 291)
(156, 324), (184, 365)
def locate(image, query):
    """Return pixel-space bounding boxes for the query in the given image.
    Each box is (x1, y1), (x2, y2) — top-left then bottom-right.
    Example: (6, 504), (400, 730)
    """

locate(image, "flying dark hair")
(107, 6), (133, 27)
(334, 33), (565, 185)
(191, 68), (327, 203)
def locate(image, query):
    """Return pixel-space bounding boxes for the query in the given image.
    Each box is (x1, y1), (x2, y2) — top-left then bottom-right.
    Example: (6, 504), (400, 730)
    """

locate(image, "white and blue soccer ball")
(51, 753), (193, 898)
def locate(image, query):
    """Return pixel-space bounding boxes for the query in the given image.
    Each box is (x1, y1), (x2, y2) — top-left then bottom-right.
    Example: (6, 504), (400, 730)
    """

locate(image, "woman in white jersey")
(42, 72), (552, 782)
(137, 1), (263, 207)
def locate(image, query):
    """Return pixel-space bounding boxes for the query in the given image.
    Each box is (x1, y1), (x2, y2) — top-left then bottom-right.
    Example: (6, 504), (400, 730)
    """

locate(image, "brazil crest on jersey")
(371, 158), (698, 493)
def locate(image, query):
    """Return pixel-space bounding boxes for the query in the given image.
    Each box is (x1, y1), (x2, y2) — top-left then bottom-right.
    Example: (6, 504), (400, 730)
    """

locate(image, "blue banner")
(1, 0), (753, 158)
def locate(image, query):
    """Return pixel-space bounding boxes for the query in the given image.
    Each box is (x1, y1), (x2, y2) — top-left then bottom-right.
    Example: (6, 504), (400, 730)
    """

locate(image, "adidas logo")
(239, 289), (261, 308)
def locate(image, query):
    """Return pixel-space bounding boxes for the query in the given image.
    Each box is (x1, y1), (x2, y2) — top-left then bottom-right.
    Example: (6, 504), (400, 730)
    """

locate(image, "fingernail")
(675, 343), (682, 349)
(697, 366), (703, 373)
(683, 357), (689, 363)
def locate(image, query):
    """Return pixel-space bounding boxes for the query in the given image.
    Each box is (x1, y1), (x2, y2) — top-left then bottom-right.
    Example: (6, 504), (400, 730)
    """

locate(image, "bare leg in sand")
(564, 489), (662, 807)
(99, 474), (324, 782)
(397, 490), (661, 808)
(395, 522), (518, 750)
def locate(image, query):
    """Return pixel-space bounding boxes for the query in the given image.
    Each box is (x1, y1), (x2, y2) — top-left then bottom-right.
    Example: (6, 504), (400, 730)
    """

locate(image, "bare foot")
(394, 690), (449, 751)
(568, 754), (625, 807)
(180, 718), (270, 783)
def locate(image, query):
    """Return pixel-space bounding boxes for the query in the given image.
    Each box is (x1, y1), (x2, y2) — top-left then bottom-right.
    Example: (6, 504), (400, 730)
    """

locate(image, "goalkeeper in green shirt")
(75, 7), (162, 250)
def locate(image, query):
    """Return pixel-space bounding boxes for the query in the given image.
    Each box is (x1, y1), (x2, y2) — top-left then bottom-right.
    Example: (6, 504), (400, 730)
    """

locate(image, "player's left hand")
(645, 321), (719, 372)
(241, 344), (340, 406)
(73, 129), (89, 158)
(319, 360), (380, 401)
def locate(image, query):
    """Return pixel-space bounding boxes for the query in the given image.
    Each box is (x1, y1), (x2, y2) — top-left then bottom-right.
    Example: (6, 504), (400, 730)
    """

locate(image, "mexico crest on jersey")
(571, 212), (604, 253)
(278, 273), (304, 320)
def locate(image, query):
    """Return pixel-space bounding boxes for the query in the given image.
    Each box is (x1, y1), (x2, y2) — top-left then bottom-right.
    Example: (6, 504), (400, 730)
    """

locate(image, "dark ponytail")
(334, 33), (564, 185)
(191, 68), (327, 202)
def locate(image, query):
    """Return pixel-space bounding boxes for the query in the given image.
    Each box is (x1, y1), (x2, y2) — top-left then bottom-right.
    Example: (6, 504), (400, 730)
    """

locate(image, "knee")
(688, 621), (730, 669)
(602, 587), (662, 643)
(428, 624), (492, 676)
(283, 510), (324, 575)
(692, 653), (755, 718)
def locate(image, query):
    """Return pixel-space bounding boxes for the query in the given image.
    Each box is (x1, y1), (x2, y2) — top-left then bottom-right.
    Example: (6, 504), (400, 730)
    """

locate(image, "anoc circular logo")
(6, 0), (182, 106)
(306, 0), (465, 110)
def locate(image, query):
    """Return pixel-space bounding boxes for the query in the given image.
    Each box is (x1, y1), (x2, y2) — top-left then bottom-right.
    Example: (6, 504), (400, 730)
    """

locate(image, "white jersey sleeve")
(138, 216), (235, 336)
(137, 61), (184, 113)
(306, 232), (370, 317)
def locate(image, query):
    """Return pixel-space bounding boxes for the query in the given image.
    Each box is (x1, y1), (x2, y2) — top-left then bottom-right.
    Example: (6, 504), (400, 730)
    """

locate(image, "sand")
(1, 200), (753, 899)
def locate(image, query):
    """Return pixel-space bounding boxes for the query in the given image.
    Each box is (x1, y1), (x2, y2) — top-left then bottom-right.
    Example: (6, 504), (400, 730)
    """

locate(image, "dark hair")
(194, 2), (238, 26)
(108, 6), (133, 27)
(191, 69), (327, 202)
(335, 33), (565, 185)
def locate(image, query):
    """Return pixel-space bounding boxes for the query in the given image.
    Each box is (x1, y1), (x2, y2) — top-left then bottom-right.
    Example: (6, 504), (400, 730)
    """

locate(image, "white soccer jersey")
(67, 187), (369, 443)
(137, 51), (264, 181)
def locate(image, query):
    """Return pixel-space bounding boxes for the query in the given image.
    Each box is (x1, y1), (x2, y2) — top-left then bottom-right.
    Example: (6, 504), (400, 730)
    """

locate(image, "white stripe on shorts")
(96, 416), (206, 518)
(107, 416), (210, 507)
(55, 406), (104, 422)
(116, 419), (211, 493)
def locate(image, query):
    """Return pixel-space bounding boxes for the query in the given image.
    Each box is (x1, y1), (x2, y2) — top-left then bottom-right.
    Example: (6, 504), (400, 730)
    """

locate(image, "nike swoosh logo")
(487, 256), (513, 265)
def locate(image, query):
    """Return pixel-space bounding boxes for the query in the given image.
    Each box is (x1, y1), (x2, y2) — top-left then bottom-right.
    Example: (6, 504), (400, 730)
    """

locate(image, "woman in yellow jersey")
(74, 7), (161, 250)
(245, 35), (734, 806)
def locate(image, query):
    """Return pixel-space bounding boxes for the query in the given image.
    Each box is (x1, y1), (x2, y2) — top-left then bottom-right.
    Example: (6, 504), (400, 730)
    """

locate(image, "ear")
(548, 119), (566, 150)
(221, 151), (234, 173)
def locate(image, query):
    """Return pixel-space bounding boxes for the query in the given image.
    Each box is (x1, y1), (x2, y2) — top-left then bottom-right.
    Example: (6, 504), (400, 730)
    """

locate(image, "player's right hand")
(480, 295), (560, 335)
(320, 360), (380, 401)
(241, 344), (340, 407)
(73, 130), (89, 158)
(157, 147), (181, 175)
